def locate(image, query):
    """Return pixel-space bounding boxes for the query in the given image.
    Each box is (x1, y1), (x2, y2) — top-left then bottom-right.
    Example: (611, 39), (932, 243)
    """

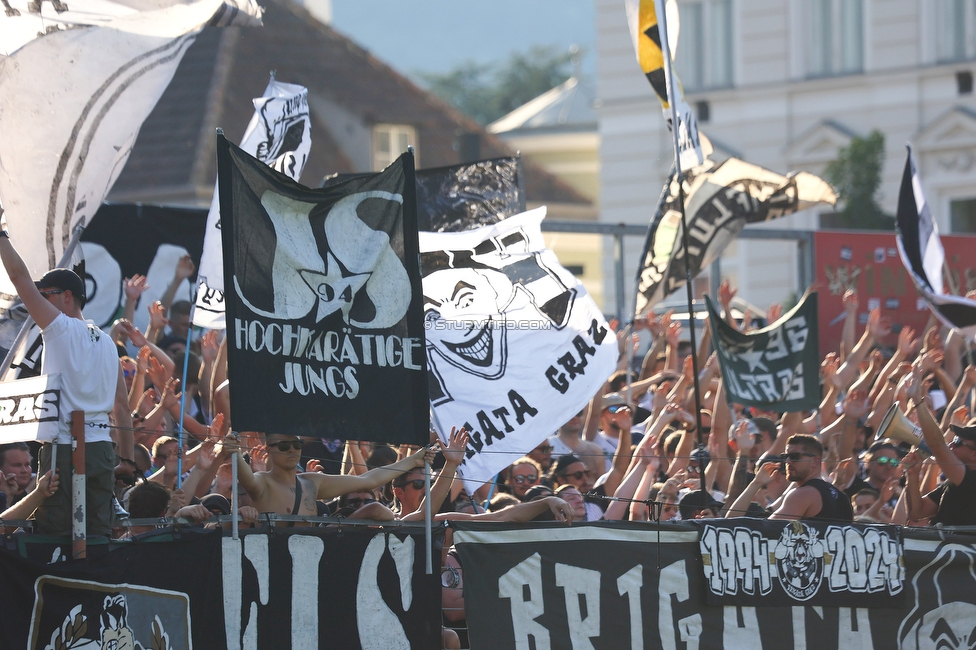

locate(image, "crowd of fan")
(1, 251), (975, 649)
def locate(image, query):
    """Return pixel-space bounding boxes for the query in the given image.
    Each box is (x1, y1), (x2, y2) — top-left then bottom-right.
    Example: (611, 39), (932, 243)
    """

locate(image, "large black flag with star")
(706, 293), (820, 412)
(217, 134), (429, 444)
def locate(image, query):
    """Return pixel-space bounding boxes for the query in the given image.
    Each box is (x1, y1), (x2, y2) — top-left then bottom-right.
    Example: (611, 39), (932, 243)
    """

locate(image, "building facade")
(596, 0), (976, 312)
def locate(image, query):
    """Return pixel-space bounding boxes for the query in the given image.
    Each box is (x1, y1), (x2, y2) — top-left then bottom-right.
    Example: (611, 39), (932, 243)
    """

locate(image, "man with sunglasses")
(769, 434), (853, 522)
(904, 364), (976, 525)
(0, 213), (134, 538)
(221, 432), (436, 522)
(844, 441), (903, 502)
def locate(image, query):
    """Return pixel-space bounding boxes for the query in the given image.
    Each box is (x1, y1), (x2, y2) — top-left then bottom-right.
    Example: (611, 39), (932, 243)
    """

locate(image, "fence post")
(71, 410), (85, 560)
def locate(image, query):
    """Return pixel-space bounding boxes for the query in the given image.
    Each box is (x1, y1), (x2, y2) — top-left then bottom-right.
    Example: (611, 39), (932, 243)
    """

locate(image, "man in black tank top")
(769, 434), (853, 522)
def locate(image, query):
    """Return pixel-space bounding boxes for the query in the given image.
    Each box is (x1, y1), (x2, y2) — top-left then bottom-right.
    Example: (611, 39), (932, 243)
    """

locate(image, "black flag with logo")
(217, 134), (429, 444)
(706, 292), (820, 412)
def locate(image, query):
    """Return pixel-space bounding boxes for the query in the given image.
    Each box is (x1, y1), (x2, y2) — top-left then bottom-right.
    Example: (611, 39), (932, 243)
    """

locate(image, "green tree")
(823, 130), (894, 230)
(419, 46), (576, 126)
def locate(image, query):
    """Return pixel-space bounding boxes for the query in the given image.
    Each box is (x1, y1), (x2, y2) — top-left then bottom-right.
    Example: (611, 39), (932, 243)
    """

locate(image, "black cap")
(950, 419), (976, 443)
(35, 268), (85, 306)
(678, 489), (722, 519)
(200, 493), (231, 517)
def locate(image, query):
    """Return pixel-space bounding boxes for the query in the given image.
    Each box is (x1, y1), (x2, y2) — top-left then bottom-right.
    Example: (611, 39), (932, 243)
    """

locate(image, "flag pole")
(656, 2), (707, 495)
(0, 220), (87, 381)
(175, 284), (199, 488)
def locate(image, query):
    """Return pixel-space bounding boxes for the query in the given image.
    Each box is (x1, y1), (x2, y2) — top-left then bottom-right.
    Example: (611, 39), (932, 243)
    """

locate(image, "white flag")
(193, 77), (312, 329)
(0, 0), (261, 318)
(419, 208), (618, 494)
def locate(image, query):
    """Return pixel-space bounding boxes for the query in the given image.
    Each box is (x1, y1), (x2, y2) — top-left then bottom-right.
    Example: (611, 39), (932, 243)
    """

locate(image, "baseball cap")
(950, 418), (976, 443)
(35, 268), (86, 306)
(602, 393), (629, 409)
(678, 489), (723, 520)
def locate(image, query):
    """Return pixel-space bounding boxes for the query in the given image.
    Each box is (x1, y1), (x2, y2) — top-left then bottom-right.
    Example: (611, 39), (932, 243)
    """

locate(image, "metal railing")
(540, 220), (814, 323)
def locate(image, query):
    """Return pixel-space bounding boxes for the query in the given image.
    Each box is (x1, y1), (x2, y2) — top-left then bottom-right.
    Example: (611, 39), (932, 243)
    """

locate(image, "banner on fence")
(453, 521), (976, 649)
(0, 527), (441, 649)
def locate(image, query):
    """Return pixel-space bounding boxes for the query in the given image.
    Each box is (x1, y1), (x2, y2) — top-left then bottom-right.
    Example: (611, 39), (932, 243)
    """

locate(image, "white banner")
(193, 77), (312, 329)
(0, 374), (61, 443)
(0, 0), (261, 319)
(419, 208), (617, 493)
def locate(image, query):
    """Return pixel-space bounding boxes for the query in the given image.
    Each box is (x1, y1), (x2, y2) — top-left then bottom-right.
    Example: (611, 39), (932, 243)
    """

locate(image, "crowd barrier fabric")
(452, 520), (976, 649)
(0, 527), (442, 650)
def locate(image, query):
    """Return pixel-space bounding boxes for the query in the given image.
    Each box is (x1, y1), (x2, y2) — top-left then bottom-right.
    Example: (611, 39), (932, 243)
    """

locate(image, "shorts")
(34, 441), (116, 538)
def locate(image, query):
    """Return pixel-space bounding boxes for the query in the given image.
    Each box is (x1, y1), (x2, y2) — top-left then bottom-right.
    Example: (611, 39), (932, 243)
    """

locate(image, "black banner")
(414, 157), (524, 232)
(453, 522), (976, 649)
(223, 528), (441, 649)
(0, 527), (442, 650)
(697, 519), (902, 607)
(0, 531), (225, 649)
(322, 157), (525, 233)
(217, 135), (429, 443)
(706, 292), (820, 412)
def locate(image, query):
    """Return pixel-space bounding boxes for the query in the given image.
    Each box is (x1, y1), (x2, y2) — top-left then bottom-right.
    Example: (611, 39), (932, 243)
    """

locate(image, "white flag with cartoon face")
(420, 208), (618, 494)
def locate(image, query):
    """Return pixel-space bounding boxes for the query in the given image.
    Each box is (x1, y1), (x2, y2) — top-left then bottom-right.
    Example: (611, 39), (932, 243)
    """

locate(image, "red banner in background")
(814, 230), (976, 354)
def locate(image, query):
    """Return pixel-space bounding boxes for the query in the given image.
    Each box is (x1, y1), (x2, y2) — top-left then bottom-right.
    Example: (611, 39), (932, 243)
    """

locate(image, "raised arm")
(307, 446), (436, 501)
(401, 427), (469, 522)
(0, 215), (60, 329)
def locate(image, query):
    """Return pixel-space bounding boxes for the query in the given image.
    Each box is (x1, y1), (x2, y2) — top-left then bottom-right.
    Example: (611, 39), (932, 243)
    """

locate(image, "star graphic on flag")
(300, 252), (369, 323)
(736, 349), (768, 372)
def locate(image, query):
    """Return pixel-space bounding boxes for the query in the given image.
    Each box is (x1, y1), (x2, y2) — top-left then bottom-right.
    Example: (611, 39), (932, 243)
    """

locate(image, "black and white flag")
(895, 147), (976, 340)
(706, 292), (820, 412)
(0, 0), (261, 321)
(635, 159), (835, 316)
(217, 135), (429, 444)
(194, 76), (312, 330)
(419, 208), (617, 492)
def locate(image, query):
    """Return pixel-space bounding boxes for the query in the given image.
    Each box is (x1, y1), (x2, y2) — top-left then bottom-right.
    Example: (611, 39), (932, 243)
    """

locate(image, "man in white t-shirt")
(0, 214), (133, 537)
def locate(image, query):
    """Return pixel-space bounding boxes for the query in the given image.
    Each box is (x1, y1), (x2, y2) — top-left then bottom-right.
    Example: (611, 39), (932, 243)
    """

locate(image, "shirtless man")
(219, 432), (435, 520)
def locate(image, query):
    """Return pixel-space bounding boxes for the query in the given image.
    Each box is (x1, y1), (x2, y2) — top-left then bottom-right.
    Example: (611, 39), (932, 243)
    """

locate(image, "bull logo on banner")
(774, 522), (826, 601)
(27, 577), (189, 650)
(233, 191), (411, 330)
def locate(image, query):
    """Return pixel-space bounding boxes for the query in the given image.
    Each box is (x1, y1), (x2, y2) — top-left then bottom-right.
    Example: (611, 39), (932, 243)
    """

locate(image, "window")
(804, 0), (863, 77)
(950, 197), (976, 233)
(674, 0), (733, 92)
(936, 0), (976, 62)
(372, 124), (416, 171)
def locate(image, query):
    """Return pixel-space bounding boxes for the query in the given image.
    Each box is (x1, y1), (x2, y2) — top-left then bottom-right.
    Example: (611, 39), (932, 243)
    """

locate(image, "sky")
(329, 1), (597, 83)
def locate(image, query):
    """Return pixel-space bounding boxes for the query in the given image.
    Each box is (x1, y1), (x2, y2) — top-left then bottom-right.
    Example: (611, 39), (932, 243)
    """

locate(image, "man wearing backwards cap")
(0, 208), (133, 537)
(904, 364), (976, 526)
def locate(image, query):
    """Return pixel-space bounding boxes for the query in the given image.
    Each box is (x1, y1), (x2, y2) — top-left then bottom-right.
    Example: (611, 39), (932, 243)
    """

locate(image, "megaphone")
(875, 403), (932, 457)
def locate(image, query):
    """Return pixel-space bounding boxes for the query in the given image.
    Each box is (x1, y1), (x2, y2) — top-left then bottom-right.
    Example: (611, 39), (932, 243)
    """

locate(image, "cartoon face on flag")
(217, 135), (428, 444)
(420, 208), (617, 493)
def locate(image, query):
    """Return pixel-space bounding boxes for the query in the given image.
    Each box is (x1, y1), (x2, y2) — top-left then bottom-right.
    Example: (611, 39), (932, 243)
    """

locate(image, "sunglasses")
(873, 456), (900, 467)
(785, 452), (818, 462)
(606, 405), (631, 414)
(344, 498), (376, 509)
(39, 289), (64, 297)
(561, 470), (591, 481)
(400, 479), (426, 490)
(536, 445), (554, 453)
(953, 437), (976, 452)
(271, 440), (304, 452)
(512, 474), (538, 485)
